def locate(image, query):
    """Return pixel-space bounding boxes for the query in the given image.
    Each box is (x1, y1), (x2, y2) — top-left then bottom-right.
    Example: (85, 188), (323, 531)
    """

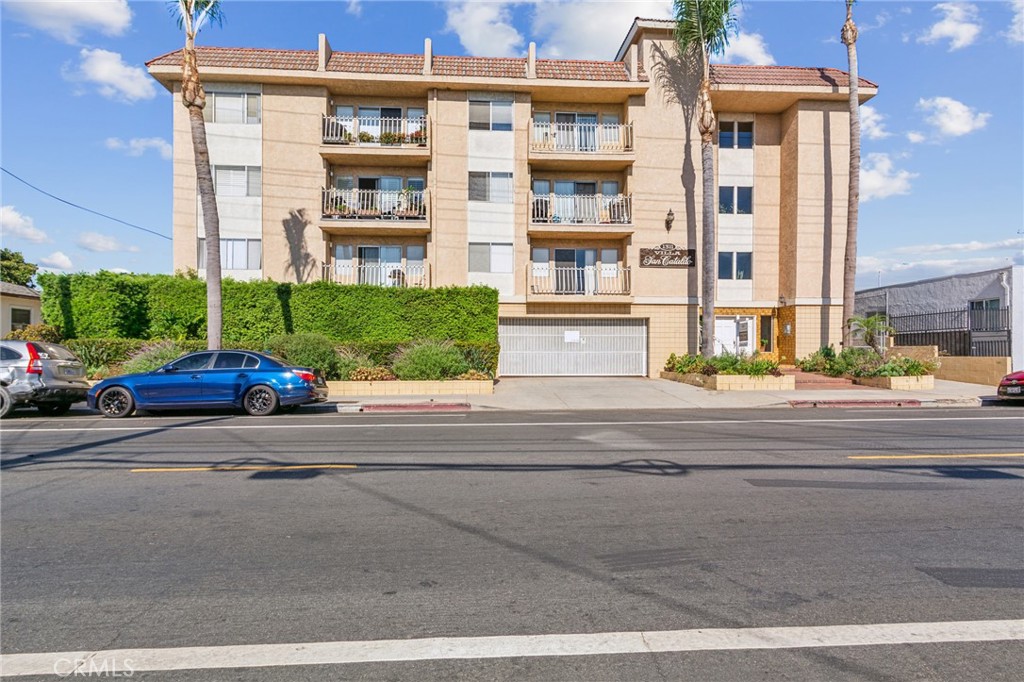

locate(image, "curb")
(788, 397), (983, 409)
(361, 402), (471, 413)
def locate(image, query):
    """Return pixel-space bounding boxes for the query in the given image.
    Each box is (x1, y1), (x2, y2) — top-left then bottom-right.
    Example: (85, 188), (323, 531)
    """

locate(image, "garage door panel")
(498, 318), (647, 376)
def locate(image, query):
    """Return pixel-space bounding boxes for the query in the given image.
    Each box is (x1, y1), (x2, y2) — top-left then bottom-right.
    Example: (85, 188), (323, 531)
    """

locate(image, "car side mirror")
(159, 365), (176, 373)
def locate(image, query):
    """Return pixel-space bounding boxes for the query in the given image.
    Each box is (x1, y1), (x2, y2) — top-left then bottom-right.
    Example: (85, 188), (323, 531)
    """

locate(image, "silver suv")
(0, 340), (89, 417)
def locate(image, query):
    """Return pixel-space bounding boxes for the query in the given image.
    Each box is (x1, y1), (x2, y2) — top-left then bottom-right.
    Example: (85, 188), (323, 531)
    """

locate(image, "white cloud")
(918, 2), (982, 50)
(721, 32), (775, 65)
(889, 237), (1024, 255)
(859, 11), (892, 32)
(40, 251), (74, 271)
(445, 1), (524, 57)
(917, 96), (990, 137)
(906, 131), (926, 144)
(63, 48), (156, 103)
(108, 268), (131, 274)
(1004, 0), (1024, 43)
(860, 105), (891, 140)
(105, 137), (172, 160)
(4, 0), (131, 44)
(76, 232), (139, 253)
(858, 237), (1024, 286)
(532, 1), (672, 60)
(860, 153), (917, 202)
(0, 206), (49, 243)
(346, 0), (362, 17)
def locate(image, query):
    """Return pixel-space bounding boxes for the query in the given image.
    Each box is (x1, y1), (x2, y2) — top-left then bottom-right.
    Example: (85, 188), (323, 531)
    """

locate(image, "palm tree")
(170, 0), (224, 350)
(674, 0), (737, 357)
(847, 313), (893, 355)
(841, 0), (860, 349)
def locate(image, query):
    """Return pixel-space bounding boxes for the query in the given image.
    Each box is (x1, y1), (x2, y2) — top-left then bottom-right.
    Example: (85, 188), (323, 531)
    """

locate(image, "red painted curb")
(789, 400), (923, 409)
(360, 403), (471, 412)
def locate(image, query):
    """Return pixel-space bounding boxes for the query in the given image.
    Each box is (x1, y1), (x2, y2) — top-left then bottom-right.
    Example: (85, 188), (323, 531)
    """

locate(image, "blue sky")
(1, 0), (1021, 289)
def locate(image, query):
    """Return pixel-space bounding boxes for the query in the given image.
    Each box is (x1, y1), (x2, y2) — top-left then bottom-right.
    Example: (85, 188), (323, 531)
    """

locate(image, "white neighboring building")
(1, 282), (42, 334)
(856, 265), (1023, 370)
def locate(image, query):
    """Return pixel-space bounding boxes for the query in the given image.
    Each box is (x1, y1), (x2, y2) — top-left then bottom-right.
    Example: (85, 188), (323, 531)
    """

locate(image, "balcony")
(319, 188), (430, 236)
(320, 115), (430, 166)
(322, 262), (430, 288)
(529, 120), (634, 170)
(528, 192), (633, 238)
(527, 265), (632, 302)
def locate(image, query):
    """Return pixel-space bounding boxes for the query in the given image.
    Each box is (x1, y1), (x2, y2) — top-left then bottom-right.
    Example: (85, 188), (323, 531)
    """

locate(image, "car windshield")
(31, 343), (78, 361)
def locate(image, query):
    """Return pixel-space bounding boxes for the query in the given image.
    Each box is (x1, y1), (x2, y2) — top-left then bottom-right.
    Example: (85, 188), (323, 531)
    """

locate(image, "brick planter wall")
(661, 371), (795, 391)
(327, 380), (494, 397)
(852, 375), (935, 391)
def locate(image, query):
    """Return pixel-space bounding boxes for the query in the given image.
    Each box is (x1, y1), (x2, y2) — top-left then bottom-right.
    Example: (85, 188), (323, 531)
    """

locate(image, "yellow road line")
(849, 453), (1024, 461)
(131, 464), (357, 473)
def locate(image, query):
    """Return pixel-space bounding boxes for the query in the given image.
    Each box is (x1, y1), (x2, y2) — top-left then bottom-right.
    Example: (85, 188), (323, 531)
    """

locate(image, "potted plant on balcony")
(357, 131), (376, 144)
(410, 129), (426, 146)
(379, 131), (402, 146)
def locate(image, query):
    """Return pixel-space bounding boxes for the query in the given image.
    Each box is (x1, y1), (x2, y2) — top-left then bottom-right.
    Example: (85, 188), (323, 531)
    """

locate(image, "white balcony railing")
(323, 116), (428, 146)
(322, 187), (428, 220)
(529, 265), (631, 296)
(322, 262), (429, 288)
(530, 121), (633, 153)
(530, 192), (632, 225)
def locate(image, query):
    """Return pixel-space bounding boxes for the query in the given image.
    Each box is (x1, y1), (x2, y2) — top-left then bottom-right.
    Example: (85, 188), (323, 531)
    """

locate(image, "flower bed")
(661, 371), (794, 391)
(327, 380), (493, 397)
(661, 353), (793, 391)
(797, 346), (937, 387)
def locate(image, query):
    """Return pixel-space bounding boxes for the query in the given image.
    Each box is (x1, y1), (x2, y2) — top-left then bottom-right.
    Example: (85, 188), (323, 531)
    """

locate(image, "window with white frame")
(469, 242), (513, 273)
(469, 99), (513, 131)
(10, 307), (31, 331)
(198, 238), (262, 270)
(213, 166), (261, 197)
(718, 186), (752, 214)
(718, 251), (752, 280)
(718, 120), (753, 149)
(468, 172), (513, 203)
(203, 92), (261, 124)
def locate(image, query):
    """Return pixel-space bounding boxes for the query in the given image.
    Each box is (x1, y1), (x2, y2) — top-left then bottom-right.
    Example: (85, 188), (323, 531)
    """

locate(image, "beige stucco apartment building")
(147, 18), (876, 377)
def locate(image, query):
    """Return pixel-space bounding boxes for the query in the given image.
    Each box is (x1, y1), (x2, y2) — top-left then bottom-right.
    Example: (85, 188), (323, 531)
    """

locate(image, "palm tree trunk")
(182, 35), (222, 350)
(842, 2), (860, 349)
(697, 77), (717, 358)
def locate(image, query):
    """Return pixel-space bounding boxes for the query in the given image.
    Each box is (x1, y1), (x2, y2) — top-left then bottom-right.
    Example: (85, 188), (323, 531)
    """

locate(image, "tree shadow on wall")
(283, 209), (319, 284)
(651, 42), (702, 346)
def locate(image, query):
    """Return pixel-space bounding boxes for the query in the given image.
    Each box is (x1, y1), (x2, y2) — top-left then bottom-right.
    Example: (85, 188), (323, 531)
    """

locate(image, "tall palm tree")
(171, 0), (224, 350)
(674, 0), (737, 357)
(841, 0), (860, 349)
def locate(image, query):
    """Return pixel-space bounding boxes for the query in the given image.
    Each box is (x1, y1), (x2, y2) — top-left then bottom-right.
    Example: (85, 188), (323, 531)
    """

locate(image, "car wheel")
(243, 385), (279, 416)
(37, 402), (72, 416)
(98, 387), (135, 418)
(0, 386), (12, 419)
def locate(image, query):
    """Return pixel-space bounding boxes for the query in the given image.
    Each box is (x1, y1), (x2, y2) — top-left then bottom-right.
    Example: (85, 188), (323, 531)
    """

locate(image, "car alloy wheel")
(0, 386), (11, 419)
(243, 385), (279, 416)
(99, 387), (135, 418)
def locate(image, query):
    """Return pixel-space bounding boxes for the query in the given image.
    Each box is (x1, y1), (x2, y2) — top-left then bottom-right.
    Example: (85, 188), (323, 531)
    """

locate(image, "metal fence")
(890, 306), (1010, 357)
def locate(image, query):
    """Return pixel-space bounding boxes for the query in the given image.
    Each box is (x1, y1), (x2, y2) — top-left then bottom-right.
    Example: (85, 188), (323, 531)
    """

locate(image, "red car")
(997, 370), (1024, 402)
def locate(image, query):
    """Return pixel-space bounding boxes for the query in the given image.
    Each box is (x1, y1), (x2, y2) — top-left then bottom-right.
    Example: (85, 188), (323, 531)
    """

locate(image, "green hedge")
(38, 272), (498, 346)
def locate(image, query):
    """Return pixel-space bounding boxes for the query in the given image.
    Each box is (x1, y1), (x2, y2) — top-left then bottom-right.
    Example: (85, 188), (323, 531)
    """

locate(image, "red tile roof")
(433, 55), (527, 78)
(327, 52), (423, 74)
(710, 64), (877, 89)
(146, 47), (317, 70)
(536, 59), (632, 81)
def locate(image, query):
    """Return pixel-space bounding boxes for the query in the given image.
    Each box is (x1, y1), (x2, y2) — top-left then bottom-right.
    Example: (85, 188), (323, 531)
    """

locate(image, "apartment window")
(10, 308), (31, 331)
(969, 298), (1000, 311)
(719, 120), (753, 149)
(469, 242), (513, 273)
(214, 166), (261, 197)
(760, 315), (773, 352)
(203, 92), (261, 124)
(718, 252), (753, 280)
(198, 238), (262, 270)
(468, 172), (513, 203)
(719, 186), (752, 214)
(469, 99), (513, 131)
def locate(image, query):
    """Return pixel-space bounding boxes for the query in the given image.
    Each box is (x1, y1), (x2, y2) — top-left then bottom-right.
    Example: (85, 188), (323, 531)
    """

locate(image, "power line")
(1, 166), (172, 241)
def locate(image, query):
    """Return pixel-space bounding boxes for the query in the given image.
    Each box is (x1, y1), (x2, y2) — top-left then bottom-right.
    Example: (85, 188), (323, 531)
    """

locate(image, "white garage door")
(498, 318), (648, 376)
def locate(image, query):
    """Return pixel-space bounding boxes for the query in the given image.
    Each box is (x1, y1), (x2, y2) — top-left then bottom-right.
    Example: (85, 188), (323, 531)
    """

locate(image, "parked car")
(87, 350), (328, 418)
(996, 370), (1024, 402)
(0, 340), (90, 418)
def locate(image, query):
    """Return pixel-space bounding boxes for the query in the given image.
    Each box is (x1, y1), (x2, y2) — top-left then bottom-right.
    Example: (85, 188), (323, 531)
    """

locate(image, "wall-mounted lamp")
(665, 208), (675, 232)
(783, 322), (793, 336)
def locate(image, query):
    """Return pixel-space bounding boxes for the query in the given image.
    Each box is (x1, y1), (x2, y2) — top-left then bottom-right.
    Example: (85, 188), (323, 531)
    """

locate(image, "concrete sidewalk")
(324, 377), (1002, 412)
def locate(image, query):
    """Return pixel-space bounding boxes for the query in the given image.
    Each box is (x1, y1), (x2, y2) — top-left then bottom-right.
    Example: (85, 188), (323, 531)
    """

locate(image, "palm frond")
(673, 0), (738, 59)
(167, 0), (224, 33)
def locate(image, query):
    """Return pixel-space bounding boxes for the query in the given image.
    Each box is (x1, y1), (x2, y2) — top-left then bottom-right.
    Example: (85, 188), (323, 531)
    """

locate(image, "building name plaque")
(639, 243), (695, 268)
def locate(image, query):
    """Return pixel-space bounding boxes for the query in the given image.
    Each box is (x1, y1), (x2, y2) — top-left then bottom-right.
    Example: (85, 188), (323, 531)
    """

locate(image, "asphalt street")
(1, 407), (1023, 680)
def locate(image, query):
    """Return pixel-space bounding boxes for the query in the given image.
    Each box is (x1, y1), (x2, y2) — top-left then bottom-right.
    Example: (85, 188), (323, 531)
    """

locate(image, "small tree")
(848, 313), (893, 355)
(0, 249), (38, 286)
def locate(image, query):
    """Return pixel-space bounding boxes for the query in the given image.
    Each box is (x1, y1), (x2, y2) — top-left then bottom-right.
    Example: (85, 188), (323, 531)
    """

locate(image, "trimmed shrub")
(121, 341), (192, 375)
(338, 340), (499, 375)
(148, 275), (206, 339)
(266, 334), (339, 379)
(37, 271), (154, 339)
(335, 348), (374, 381)
(391, 340), (470, 380)
(796, 347), (934, 378)
(666, 352), (782, 377)
(3, 324), (63, 342)
(348, 366), (396, 381)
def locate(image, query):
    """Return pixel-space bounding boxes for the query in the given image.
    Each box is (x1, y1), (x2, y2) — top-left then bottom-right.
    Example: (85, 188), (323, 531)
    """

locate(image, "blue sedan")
(88, 350), (328, 418)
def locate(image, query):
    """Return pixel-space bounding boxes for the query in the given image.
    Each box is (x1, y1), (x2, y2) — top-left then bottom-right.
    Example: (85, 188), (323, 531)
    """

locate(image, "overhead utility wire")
(1, 166), (172, 241)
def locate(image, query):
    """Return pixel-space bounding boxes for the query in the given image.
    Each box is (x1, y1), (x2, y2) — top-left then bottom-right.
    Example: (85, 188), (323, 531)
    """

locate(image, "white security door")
(714, 318), (739, 355)
(498, 318), (647, 376)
